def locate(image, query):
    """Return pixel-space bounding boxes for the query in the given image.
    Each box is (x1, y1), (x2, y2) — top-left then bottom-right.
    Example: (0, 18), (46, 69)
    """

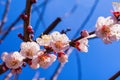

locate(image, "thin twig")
(0, 0), (11, 32)
(39, 17), (61, 37)
(109, 71), (120, 80)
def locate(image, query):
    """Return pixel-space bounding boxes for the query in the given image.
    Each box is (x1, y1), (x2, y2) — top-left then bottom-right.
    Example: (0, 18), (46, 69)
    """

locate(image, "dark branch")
(39, 17), (61, 37)
(23, 0), (32, 42)
(109, 71), (120, 80)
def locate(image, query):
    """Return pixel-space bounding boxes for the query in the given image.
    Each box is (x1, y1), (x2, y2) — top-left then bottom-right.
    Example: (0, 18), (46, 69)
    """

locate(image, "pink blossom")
(50, 31), (70, 53)
(75, 38), (88, 52)
(58, 52), (68, 63)
(20, 42), (40, 59)
(36, 35), (52, 46)
(96, 16), (120, 44)
(38, 53), (57, 68)
(1, 51), (24, 69)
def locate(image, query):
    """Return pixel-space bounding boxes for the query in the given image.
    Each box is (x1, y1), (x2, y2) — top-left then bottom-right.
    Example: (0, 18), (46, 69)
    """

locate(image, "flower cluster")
(1, 2), (120, 75)
(95, 2), (120, 44)
(1, 31), (89, 73)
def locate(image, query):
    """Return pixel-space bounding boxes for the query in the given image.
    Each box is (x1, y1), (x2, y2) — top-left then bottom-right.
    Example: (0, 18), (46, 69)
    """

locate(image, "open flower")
(31, 50), (57, 69)
(36, 35), (52, 46)
(75, 38), (88, 52)
(20, 42), (40, 59)
(109, 24), (120, 41)
(50, 31), (70, 53)
(30, 57), (40, 69)
(95, 16), (120, 44)
(58, 52), (68, 63)
(30, 50), (44, 69)
(37, 53), (57, 68)
(1, 52), (24, 69)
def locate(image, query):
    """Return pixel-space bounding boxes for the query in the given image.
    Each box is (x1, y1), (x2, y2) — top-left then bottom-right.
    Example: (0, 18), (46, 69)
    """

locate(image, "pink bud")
(27, 26), (34, 34)
(30, 34), (34, 39)
(18, 33), (24, 40)
(81, 30), (89, 37)
(20, 14), (28, 20)
(2, 66), (6, 71)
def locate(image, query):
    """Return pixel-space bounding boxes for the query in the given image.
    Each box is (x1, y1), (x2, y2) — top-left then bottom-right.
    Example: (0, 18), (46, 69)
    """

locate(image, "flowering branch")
(0, 0), (11, 32)
(0, 1), (120, 80)
(23, 0), (32, 42)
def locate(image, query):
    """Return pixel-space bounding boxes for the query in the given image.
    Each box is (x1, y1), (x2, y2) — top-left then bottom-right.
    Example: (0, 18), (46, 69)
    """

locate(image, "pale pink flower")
(36, 35), (52, 46)
(75, 38), (88, 52)
(1, 51), (24, 69)
(37, 53), (57, 68)
(96, 16), (116, 29)
(50, 31), (70, 53)
(30, 58), (40, 69)
(30, 50), (44, 69)
(58, 52), (68, 63)
(95, 16), (120, 44)
(20, 42), (40, 59)
(109, 24), (120, 41)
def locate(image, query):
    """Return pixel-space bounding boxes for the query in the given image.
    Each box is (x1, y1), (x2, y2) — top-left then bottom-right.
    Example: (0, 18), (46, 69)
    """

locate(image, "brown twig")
(72, 31), (95, 42)
(23, 0), (32, 42)
(0, 0), (11, 32)
(109, 71), (120, 80)
(39, 17), (61, 37)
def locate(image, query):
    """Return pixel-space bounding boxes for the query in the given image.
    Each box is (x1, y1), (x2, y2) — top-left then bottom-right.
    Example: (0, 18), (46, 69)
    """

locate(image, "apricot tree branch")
(23, 0), (32, 42)
(109, 71), (120, 80)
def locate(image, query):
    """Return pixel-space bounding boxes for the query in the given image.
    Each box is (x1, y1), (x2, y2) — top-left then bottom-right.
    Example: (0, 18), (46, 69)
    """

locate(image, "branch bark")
(23, 0), (32, 42)
(39, 17), (61, 37)
(109, 71), (120, 80)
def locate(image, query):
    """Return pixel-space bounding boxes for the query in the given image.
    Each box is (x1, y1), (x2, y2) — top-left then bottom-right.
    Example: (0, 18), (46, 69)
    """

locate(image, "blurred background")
(0, 0), (120, 80)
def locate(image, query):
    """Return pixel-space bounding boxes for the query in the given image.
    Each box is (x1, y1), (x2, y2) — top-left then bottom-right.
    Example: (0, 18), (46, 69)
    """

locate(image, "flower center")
(26, 50), (33, 57)
(38, 55), (48, 62)
(101, 25), (111, 36)
(54, 41), (63, 49)
(11, 60), (18, 66)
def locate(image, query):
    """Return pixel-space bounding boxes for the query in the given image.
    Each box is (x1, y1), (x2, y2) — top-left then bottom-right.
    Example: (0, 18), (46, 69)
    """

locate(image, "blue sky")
(0, 0), (120, 80)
